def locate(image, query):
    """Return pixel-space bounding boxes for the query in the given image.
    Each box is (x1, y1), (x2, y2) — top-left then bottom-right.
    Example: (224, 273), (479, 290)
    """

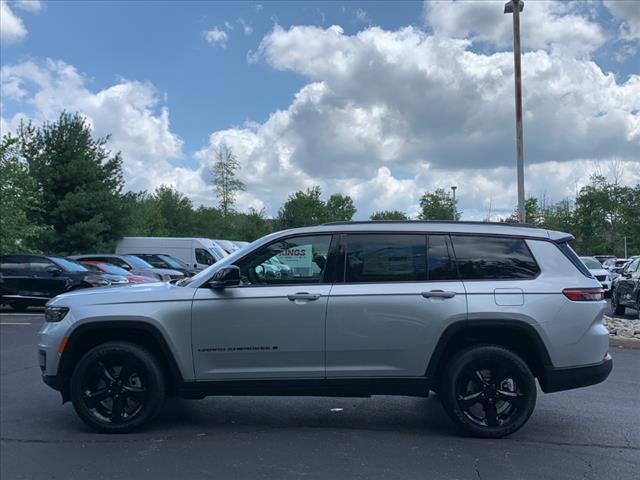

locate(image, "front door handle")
(421, 290), (456, 299)
(287, 292), (321, 301)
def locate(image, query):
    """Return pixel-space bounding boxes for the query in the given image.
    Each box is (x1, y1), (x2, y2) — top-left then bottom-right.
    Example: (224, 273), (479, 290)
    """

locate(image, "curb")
(610, 336), (640, 350)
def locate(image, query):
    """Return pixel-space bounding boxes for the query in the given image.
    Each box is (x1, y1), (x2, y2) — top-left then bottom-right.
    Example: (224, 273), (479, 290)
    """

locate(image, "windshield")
(51, 257), (88, 272)
(158, 255), (188, 268)
(122, 255), (154, 269)
(581, 257), (603, 269)
(98, 263), (131, 276)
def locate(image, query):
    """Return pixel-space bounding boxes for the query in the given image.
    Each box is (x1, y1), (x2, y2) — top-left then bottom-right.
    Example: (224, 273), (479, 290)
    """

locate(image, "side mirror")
(207, 266), (241, 289)
(47, 266), (62, 276)
(121, 264), (132, 271)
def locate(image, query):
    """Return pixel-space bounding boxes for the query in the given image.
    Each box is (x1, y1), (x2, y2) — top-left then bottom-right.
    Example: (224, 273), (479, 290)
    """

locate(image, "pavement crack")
(473, 458), (481, 479)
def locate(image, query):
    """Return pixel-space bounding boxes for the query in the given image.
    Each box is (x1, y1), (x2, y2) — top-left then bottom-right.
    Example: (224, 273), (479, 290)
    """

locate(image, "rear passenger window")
(427, 235), (457, 280)
(345, 234), (426, 283)
(451, 236), (539, 280)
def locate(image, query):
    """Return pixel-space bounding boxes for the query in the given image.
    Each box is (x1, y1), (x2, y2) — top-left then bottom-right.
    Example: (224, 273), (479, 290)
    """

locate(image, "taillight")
(562, 288), (604, 301)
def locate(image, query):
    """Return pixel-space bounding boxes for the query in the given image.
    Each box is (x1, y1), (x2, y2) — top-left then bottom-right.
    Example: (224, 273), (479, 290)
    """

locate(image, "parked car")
(69, 254), (183, 281)
(593, 255), (616, 264)
(213, 239), (241, 255)
(116, 237), (227, 270)
(0, 254), (116, 311)
(602, 258), (630, 281)
(611, 257), (640, 318)
(128, 254), (199, 277)
(39, 221), (611, 437)
(78, 261), (157, 284)
(233, 241), (250, 250)
(580, 257), (612, 296)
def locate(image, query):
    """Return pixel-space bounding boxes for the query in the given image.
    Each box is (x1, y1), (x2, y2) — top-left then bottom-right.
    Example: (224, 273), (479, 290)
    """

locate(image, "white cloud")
(204, 27), (228, 48)
(238, 18), (253, 35)
(0, 59), (214, 203)
(1, 1), (28, 43)
(423, 0), (607, 56)
(198, 22), (639, 218)
(604, 0), (640, 41)
(14, 0), (42, 13)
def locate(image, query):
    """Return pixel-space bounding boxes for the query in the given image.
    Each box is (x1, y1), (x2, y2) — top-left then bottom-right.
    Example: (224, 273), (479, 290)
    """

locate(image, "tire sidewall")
(441, 345), (537, 438)
(70, 341), (166, 433)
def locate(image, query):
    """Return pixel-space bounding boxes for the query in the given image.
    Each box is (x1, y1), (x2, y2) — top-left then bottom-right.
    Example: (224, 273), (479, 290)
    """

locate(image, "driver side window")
(236, 235), (332, 286)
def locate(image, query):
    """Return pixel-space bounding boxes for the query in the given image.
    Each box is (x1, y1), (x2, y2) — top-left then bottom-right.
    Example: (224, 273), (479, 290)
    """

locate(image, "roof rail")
(321, 220), (540, 228)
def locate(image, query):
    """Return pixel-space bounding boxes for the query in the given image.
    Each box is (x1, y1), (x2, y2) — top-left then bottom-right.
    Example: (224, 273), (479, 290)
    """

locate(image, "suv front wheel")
(440, 345), (537, 438)
(70, 341), (166, 433)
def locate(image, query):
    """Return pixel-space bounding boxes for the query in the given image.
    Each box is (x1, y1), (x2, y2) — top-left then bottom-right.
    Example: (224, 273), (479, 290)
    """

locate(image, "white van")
(115, 237), (228, 270)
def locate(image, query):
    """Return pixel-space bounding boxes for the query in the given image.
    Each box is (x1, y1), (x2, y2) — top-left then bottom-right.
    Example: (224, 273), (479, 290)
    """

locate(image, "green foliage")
(418, 188), (460, 221)
(210, 143), (246, 218)
(503, 197), (542, 225)
(16, 113), (126, 254)
(370, 210), (408, 220)
(277, 186), (357, 229)
(0, 135), (48, 254)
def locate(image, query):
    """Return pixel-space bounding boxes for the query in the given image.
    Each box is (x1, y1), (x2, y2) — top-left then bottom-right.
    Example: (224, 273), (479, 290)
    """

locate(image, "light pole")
(451, 185), (457, 221)
(504, 0), (525, 223)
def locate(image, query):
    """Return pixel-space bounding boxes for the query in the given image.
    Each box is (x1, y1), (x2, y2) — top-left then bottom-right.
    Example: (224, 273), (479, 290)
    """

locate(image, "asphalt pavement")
(1, 309), (639, 480)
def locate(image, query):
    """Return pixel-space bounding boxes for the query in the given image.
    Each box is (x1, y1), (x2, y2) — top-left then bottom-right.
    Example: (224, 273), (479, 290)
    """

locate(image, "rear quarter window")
(451, 235), (540, 280)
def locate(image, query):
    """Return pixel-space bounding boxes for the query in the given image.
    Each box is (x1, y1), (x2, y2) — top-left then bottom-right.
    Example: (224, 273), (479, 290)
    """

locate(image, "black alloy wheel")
(441, 345), (536, 438)
(70, 342), (165, 433)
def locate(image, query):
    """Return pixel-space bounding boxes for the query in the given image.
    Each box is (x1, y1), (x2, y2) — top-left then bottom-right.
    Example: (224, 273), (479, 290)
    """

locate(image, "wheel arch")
(426, 320), (553, 390)
(57, 321), (185, 402)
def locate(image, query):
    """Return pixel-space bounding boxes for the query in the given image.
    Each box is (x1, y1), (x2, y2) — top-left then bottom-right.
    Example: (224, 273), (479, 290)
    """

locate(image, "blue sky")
(1, 1), (639, 219)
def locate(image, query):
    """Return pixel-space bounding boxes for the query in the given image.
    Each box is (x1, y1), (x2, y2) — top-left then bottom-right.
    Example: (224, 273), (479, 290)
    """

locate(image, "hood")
(588, 268), (610, 277)
(47, 281), (194, 307)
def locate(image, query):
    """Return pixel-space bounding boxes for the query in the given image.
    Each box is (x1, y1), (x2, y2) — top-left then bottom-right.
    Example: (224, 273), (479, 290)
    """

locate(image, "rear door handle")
(421, 290), (456, 299)
(287, 292), (322, 301)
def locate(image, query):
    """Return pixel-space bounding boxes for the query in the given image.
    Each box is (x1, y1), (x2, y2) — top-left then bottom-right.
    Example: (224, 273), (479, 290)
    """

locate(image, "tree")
(152, 185), (197, 236)
(504, 197), (542, 225)
(370, 210), (408, 220)
(418, 188), (460, 221)
(325, 193), (357, 222)
(232, 208), (273, 241)
(277, 186), (327, 229)
(210, 143), (245, 218)
(16, 113), (126, 254)
(276, 186), (357, 228)
(0, 135), (47, 253)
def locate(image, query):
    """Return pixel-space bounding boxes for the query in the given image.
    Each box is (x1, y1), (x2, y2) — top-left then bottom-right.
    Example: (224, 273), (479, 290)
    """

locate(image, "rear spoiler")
(548, 230), (575, 243)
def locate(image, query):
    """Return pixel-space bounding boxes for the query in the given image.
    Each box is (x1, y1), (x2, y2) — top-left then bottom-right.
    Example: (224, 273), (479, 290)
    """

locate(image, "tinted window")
(50, 257), (88, 272)
(237, 235), (331, 286)
(580, 257), (602, 269)
(427, 235), (458, 280)
(30, 257), (56, 271)
(0, 255), (30, 270)
(121, 255), (153, 269)
(195, 248), (216, 266)
(345, 234), (426, 283)
(627, 259), (640, 273)
(451, 236), (539, 280)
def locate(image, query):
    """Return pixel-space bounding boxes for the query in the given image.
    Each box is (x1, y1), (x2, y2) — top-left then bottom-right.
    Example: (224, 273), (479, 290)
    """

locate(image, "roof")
(282, 221), (572, 242)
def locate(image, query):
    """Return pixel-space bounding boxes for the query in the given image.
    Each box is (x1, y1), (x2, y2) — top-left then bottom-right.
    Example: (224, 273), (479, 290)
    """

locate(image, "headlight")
(45, 306), (69, 323)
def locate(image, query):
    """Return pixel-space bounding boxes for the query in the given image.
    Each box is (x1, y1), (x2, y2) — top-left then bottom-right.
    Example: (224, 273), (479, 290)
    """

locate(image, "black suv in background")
(611, 257), (640, 317)
(0, 254), (112, 311)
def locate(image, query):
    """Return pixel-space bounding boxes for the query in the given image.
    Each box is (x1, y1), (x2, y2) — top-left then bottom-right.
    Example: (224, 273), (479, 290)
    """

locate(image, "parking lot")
(0, 305), (638, 480)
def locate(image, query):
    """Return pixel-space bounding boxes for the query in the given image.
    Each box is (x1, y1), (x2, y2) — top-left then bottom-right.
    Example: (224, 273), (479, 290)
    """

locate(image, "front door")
(192, 234), (335, 380)
(326, 234), (467, 377)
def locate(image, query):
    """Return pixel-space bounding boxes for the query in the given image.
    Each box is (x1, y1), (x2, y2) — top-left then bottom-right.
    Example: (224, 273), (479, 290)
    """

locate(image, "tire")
(70, 341), (166, 433)
(440, 345), (537, 438)
(611, 290), (626, 316)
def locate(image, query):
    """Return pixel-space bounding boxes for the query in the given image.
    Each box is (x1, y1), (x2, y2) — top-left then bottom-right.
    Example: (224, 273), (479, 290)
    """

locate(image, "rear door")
(0, 255), (32, 300)
(325, 233), (466, 377)
(617, 258), (639, 306)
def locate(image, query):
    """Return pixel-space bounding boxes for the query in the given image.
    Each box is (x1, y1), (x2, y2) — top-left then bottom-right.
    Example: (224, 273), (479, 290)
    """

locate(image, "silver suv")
(39, 222), (612, 437)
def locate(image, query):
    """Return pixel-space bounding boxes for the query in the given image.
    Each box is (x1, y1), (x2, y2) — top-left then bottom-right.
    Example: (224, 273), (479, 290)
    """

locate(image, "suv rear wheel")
(70, 341), (166, 433)
(440, 345), (536, 438)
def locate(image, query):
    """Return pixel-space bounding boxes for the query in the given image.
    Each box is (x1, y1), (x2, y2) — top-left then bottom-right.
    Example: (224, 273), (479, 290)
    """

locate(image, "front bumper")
(540, 354), (613, 393)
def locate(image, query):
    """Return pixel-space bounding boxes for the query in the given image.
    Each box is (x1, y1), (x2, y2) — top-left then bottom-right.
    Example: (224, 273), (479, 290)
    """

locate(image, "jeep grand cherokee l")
(38, 221), (612, 437)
